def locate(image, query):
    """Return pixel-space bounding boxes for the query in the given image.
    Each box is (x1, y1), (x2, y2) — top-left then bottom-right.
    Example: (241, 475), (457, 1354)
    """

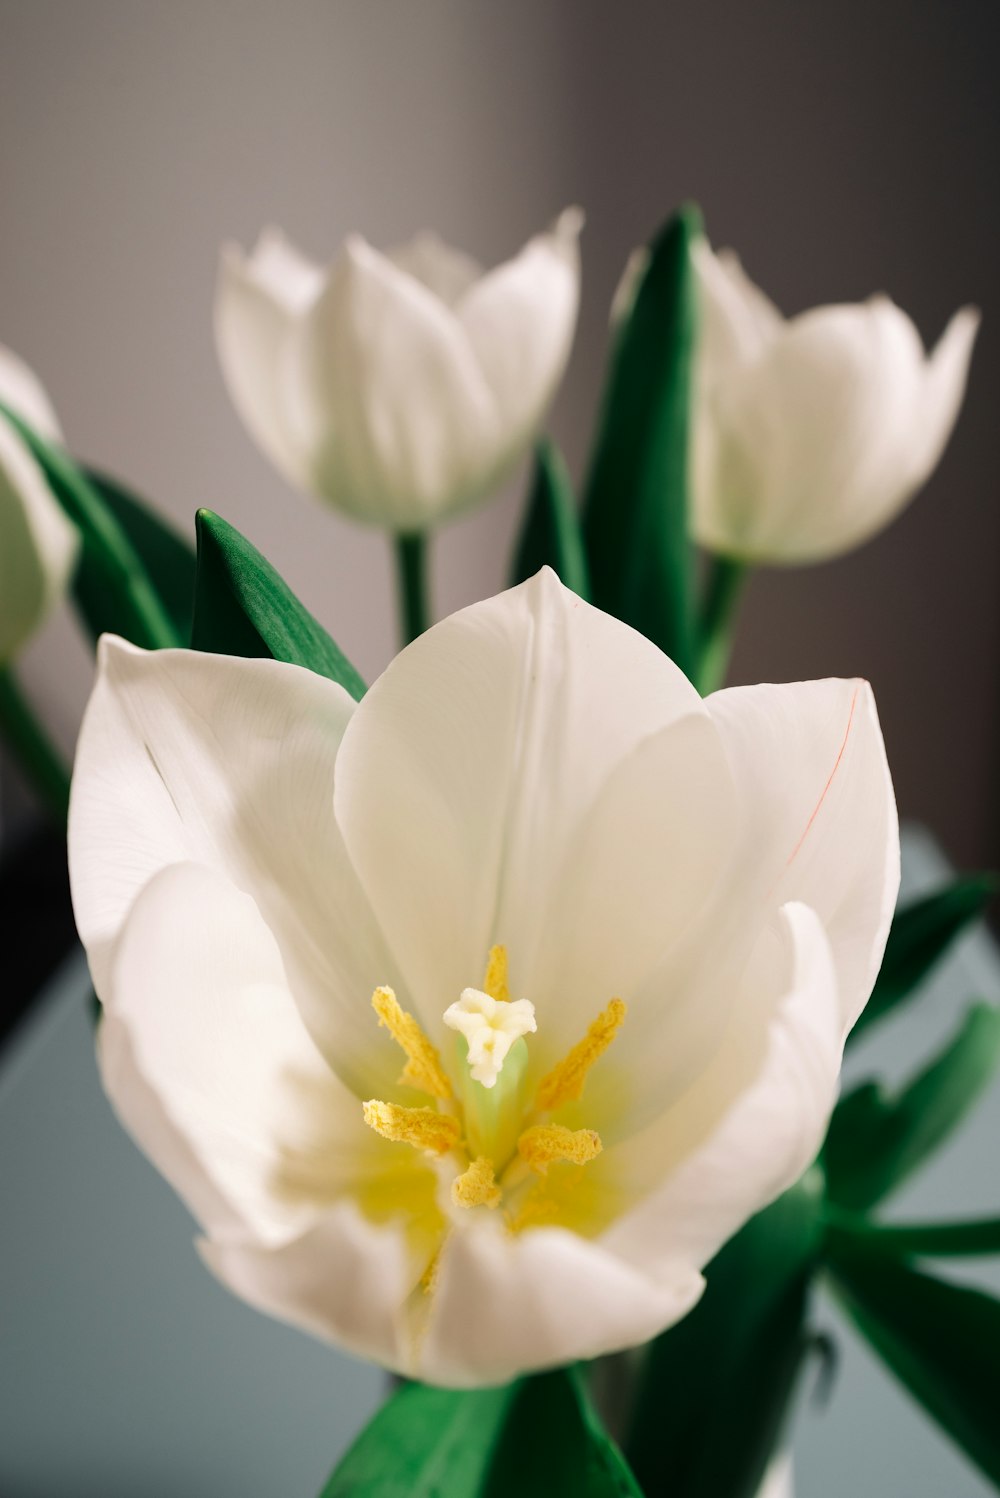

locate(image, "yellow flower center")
(361, 944), (626, 1233)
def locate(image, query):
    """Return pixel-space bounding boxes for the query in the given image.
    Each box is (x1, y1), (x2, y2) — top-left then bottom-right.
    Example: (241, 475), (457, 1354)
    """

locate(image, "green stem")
(696, 555), (747, 695)
(0, 666), (71, 827)
(394, 532), (431, 647)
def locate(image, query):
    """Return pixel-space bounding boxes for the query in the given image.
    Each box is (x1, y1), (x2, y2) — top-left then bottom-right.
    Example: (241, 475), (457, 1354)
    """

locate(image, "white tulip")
(69, 570), (898, 1387)
(215, 213), (582, 532)
(690, 238), (979, 563)
(0, 344), (78, 662)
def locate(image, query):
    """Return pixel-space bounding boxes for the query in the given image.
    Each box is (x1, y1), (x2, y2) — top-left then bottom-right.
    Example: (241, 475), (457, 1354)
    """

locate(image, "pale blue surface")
(0, 826), (998, 1495)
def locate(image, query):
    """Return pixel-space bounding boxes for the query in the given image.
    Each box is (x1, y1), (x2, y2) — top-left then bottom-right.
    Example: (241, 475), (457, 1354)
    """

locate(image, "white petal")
(333, 569), (709, 1044)
(757, 1454), (794, 1498)
(69, 638), (406, 1099)
(707, 677), (899, 1030)
(102, 860), (367, 1245)
(199, 1200), (418, 1375)
(215, 230), (322, 489)
(387, 231), (482, 305)
(526, 707), (737, 1110)
(692, 239), (784, 370)
(0, 417), (78, 660)
(456, 207), (581, 454)
(290, 235), (501, 529)
(419, 1217), (704, 1387)
(694, 294), (977, 562)
(602, 902), (840, 1275)
(0, 342), (64, 442)
(909, 306), (979, 494)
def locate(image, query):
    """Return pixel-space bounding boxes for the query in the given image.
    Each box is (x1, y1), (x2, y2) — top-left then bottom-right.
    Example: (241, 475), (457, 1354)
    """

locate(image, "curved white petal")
(909, 306), (979, 494)
(215, 230), (322, 489)
(333, 569), (710, 1046)
(602, 902), (840, 1275)
(707, 677), (898, 1029)
(757, 1454), (794, 1498)
(692, 239), (784, 370)
(456, 207), (582, 455)
(0, 417), (78, 661)
(291, 235), (501, 529)
(693, 265), (978, 563)
(0, 342), (64, 442)
(69, 637), (407, 1099)
(387, 232), (482, 305)
(102, 860), (367, 1245)
(199, 1200), (418, 1375)
(419, 1218), (704, 1387)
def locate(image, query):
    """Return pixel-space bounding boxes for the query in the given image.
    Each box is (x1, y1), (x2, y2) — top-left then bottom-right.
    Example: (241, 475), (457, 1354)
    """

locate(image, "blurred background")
(1, 0), (998, 869)
(0, 4), (998, 1494)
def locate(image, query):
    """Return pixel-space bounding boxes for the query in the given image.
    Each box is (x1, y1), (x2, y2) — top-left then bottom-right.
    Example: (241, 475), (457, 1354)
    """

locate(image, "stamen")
(371, 986), (452, 1100)
(451, 1156), (502, 1210)
(483, 944), (510, 1003)
(362, 1099), (461, 1156)
(535, 997), (627, 1112)
(517, 1123), (602, 1174)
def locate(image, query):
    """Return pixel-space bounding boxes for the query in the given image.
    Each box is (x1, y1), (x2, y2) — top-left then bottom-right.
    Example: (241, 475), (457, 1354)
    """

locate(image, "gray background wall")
(1, 0), (998, 868)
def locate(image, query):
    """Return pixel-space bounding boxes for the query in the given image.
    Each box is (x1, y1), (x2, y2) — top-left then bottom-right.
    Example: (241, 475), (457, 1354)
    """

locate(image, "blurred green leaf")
(512, 439), (589, 598)
(824, 1004), (1000, 1212)
(0, 404), (178, 649)
(582, 206), (699, 678)
(191, 510), (366, 699)
(626, 1177), (823, 1498)
(826, 1212), (1000, 1259)
(851, 875), (997, 1043)
(321, 1368), (641, 1498)
(485, 1367), (643, 1498)
(827, 1231), (1000, 1486)
(83, 467), (196, 643)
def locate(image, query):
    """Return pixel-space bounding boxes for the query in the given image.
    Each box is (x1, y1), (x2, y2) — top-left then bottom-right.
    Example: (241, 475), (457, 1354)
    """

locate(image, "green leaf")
(827, 1231), (1000, 1486)
(83, 467), (196, 644)
(321, 1369), (641, 1498)
(485, 1368), (642, 1498)
(191, 510), (366, 699)
(851, 875), (997, 1043)
(626, 1176), (823, 1498)
(0, 404), (178, 650)
(824, 1003), (1000, 1211)
(582, 205), (700, 678)
(511, 439), (590, 598)
(321, 1381), (515, 1497)
(826, 1211), (1000, 1259)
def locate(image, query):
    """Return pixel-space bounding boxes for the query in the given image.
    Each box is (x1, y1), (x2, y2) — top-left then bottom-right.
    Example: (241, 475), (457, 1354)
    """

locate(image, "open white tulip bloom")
(69, 570), (898, 1387)
(0, 344), (78, 661)
(215, 213), (582, 532)
(690, 238), (979, 563)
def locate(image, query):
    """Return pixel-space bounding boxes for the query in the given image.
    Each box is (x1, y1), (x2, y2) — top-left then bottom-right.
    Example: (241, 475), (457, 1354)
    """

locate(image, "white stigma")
(442, 988), (537, 1088)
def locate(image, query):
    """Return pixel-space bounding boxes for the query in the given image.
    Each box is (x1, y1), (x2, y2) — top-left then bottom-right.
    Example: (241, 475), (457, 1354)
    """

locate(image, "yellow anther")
(517, 1123), (603, 1175)
(362, 1099), (461, 1156)
(451, 1156), (502, 1210)
(483, 944), (510, 1004)
(535, 997), (627, 1113)
(371, 986), (452, 1100)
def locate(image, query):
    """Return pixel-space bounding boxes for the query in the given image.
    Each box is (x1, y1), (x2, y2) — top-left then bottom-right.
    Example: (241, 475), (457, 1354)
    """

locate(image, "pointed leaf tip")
(192, 510), (366, 698)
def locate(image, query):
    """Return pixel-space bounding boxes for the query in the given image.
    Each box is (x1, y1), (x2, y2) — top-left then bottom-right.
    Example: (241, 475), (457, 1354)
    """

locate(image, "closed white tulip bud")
(690, 238), (979, 563)
(215, 212), (582, 533)
(0, 345), (78, 662)
(71, 571), (898, 1387)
